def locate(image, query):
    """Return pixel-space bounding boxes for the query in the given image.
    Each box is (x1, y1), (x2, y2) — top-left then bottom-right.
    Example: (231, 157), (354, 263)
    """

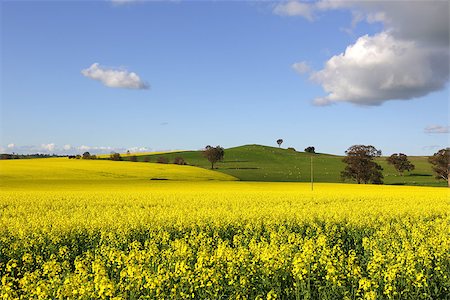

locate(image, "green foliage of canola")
(0, 162), (449, 300)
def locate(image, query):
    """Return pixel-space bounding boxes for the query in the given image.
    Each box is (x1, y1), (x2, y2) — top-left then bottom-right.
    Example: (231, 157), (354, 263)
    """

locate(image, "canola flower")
(0, 159), (449, 299)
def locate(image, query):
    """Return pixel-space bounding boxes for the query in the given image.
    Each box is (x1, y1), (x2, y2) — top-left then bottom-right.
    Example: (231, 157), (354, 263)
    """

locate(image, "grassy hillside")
(0, 157), (236, 190)
(121, 144), (446, 187)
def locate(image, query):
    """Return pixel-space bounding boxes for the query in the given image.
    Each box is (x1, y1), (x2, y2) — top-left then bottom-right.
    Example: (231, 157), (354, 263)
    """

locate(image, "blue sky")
(1, 0), (448, 155)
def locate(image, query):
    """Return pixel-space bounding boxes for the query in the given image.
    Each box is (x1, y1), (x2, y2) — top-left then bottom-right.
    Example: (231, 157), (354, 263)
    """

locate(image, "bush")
(287, 147), (296, 152)
(110, 152), (121, 161)
(173, 157), (186, 165)
(157, 157), (169, 164)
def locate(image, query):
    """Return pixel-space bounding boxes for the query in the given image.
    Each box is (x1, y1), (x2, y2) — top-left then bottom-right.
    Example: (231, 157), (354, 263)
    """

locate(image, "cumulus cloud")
(278, 1), (450, 106)
(81, 63), (149, 90)
(273, 1), (314, 20)
(311, 32), (449, 106)
(292, 61), (311, 75)
(7, 143), (15, 148)
(424, 125), (450, 134)
(63, 144), (72, 151)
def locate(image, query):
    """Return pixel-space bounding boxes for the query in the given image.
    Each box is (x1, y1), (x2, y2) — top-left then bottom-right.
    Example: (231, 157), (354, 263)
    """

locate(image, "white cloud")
(41, 143), (56, 152)
(273, 1), (314, 21)
(127, 146), (150, 153)
(311, 32), (449, 106)
(279, 1), (450, 106)
(424, 125), (450, 134)
(81, 63), (149, 90)
(1, 144), (155, 155)
(292, 61), (311, 75)
(111, 0), (138, 4)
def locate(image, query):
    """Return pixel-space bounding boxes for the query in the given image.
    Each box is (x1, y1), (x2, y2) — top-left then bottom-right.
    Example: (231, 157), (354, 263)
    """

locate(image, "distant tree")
(203, 145), (224, 169)
(173, 157), (186, 165)
(90, 155), (97, 160)
(130, 155), (138, 162)
(127, 150), (131, 155)
(341, 145), (383, 184)
(276, 139), (283, 148)
(157, 156), (169, 164)
(305, 146), (315, 153)
(387, 153), (415, 176)
(428, 148), (449, 187)
(110, 152), (121, 161)
(82, 152), (91, 159)
(75, 155), (81, 159)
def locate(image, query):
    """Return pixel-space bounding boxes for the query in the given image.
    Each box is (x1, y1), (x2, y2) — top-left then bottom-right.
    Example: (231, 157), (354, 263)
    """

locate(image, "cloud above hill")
(81, 63), (149, 90)
(275, 1), (449, 106)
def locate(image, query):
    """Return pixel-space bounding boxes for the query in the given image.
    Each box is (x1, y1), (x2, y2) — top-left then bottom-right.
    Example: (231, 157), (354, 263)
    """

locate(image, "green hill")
(121, 144), (446, 187)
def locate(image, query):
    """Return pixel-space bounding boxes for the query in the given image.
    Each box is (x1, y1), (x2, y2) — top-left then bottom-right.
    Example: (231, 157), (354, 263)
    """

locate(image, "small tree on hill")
(341, 145), (383, 184)
(203, 145), (224, 169)
(82, 151), (91, 159)
(305, 146), (315, 153)
(276, 139), (283, 148)
(428, 148), (449, 187)
(387, 153), (415, 176)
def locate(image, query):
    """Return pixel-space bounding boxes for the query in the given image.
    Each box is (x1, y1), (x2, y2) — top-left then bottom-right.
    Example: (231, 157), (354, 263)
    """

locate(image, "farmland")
(1, 159), (449, 299)
(118, 145), (446, 187)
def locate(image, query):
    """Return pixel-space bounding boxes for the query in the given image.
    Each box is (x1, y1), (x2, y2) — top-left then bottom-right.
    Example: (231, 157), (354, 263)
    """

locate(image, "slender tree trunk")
(211, 162), (214, 169)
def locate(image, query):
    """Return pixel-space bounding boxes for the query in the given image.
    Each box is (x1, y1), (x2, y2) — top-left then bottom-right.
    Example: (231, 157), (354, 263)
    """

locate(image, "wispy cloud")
(273, 1), (314, 20)
(424, 125), (450, 134)
(291, 61), (311, 75)
(110, 0), (141, 6)
(81, 63), (149, 90)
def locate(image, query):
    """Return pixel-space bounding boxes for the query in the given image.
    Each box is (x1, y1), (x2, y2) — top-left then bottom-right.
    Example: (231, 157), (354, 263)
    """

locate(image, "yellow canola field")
(0, 159), (449, 299)
(0, 158), (236, 189)
(96, 150), (187, 159)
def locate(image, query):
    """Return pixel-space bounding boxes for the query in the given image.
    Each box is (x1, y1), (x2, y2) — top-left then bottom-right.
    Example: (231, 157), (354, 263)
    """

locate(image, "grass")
(118, 144), (446, 187)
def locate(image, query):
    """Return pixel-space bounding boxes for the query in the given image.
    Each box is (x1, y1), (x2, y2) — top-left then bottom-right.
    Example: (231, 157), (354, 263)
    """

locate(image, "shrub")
(173, 157), (186, 165)
(157, 157), (169, 164)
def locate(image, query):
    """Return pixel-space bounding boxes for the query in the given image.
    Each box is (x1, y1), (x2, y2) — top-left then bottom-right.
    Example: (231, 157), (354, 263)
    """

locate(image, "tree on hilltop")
(203, 145), (224, 169)
(341, 145), (383, 184)
(387, 153), (415, 176)
(276, 139), (283, 148)
(305, 146), (315, 153)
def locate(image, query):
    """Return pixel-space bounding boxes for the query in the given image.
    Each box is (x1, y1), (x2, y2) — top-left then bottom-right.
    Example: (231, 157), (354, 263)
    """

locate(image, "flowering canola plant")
(0, 159), (449, 299)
